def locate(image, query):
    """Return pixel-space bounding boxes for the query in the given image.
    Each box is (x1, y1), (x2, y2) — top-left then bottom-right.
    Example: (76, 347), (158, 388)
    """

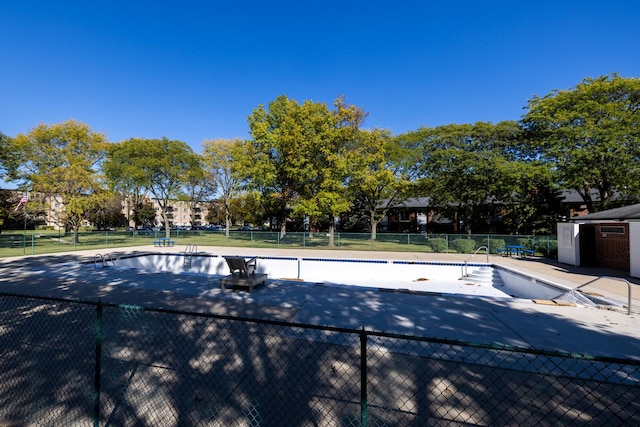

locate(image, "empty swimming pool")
(97, 252), (597, 303)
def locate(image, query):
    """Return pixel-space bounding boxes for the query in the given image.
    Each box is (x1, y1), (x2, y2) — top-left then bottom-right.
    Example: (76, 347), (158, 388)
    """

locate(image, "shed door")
(579, 224), (597, 266)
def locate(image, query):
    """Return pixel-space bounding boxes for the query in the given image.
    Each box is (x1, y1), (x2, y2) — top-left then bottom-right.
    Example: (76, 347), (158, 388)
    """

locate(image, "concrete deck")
(1, 246), (639, 360)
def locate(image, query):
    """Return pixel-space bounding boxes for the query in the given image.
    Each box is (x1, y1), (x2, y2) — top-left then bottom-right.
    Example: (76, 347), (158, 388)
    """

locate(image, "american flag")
(14, 193), (28, 211)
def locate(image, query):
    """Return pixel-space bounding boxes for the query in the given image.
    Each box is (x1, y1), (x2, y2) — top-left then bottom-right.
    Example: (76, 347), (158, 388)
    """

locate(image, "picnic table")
(503, 245), (534, 257)
(153, 237), (175, 247)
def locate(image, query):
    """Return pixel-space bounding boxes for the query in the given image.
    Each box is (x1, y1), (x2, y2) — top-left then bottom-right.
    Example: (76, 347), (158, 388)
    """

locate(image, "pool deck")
(1, 245), (639, 360)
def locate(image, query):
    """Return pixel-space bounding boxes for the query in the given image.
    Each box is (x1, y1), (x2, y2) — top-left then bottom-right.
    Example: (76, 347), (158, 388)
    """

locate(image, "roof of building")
(558, 188), (629, 205)
(570, 203), (640, 221)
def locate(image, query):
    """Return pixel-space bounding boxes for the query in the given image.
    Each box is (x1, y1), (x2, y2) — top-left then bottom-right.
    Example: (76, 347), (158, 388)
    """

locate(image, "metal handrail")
(104, 253), (116, 267)
(462, 246), (489, 277)
(93, 253), (103, 269)
(93, 253), (115, 268)
(576, 276), (633, 315)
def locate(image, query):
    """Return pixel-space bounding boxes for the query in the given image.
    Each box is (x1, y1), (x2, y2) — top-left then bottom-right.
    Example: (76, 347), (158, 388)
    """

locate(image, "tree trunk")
(370, 211), (378, 241)
(307, 216), (314, 239)
(329, 221), (335, 248)
(164, 215), (171, 239)
(579, 184), (595, 213)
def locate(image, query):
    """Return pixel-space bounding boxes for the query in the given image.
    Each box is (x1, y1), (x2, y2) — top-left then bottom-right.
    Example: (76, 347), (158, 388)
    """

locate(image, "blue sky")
(1, 1), (639, 155)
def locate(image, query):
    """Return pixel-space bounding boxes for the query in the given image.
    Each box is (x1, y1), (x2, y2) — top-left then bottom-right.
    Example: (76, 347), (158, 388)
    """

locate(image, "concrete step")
(465, 267), (506, 287)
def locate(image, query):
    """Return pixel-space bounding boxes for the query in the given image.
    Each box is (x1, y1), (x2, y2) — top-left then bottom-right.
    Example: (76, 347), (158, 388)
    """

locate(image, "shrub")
(517, 237), (533, 249)
(536, 240), (558, 258)
(485, 238), (505, 254)
(450, 238), (476, 254)
(427, 237), (448, 253)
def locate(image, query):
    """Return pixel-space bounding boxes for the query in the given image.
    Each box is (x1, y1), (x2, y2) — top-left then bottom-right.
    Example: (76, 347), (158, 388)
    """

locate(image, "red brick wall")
(594, 223), (630, 271)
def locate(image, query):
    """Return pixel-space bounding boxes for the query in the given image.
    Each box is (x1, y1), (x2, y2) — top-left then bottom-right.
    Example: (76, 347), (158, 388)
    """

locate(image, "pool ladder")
(184, 243), (198, 268)
(462, 246), (489, 278)
(94, 253), (116, 269)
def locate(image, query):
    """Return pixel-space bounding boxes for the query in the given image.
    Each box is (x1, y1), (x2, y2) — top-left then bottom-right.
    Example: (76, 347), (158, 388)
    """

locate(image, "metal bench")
(153, 237), (175, 247)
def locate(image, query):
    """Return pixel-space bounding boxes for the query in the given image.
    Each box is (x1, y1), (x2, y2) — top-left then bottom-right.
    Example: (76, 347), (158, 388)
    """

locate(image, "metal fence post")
(360, 327), (368, 427)
(94, 301), (103, 427)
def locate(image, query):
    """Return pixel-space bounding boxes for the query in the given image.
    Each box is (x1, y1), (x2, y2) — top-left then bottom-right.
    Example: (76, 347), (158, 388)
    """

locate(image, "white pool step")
(465, 267), (505, 287)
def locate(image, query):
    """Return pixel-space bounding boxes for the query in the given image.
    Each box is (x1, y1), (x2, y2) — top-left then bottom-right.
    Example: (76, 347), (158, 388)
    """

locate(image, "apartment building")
(4, 189), (210, 230)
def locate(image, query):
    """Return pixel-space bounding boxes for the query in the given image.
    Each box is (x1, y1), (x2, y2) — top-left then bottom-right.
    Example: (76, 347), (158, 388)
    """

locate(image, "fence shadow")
(0, 250), (639, 425)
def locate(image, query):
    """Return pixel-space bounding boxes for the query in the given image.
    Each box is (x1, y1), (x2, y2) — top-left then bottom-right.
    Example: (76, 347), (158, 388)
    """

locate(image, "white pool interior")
(102, 252), (598, 304)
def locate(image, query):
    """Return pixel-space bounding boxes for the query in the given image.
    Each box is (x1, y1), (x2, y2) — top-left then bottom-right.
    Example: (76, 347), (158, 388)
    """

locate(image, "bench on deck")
(220, 256), (267, 292)
(153, 237), (175, 247)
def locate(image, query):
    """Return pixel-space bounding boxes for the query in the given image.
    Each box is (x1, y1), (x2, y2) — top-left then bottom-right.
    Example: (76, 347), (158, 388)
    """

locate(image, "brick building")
(559, 203), (640, 277)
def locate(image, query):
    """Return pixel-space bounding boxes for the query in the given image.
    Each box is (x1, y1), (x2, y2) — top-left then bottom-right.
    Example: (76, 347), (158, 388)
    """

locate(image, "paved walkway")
(1, 246), (639, 360)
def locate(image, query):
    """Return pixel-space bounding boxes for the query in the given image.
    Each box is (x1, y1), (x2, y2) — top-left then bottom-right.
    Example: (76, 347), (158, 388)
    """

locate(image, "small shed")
(557, 203), (640, 277)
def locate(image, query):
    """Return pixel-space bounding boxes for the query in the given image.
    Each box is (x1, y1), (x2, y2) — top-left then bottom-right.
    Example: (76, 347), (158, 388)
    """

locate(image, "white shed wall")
(557, 222), (581, 266)
(629, 222), (640, 278)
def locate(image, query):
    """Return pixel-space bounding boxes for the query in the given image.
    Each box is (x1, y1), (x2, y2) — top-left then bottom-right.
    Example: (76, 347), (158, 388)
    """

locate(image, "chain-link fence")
(0, 230), (558, 259)
(0, 292), (638, 426)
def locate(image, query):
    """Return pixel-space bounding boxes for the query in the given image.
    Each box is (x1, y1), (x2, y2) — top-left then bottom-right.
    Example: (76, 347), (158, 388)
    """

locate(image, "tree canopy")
(202, 138), (245, 236)
(246, 95), (366, 244)
(522, 74), (640, 212)
(11, 120), (108, 240)
(404, 121), (533, 234)
(347, 128), (416, 239)
(105, 137), (201, 237)
(2, 74), (640, 238)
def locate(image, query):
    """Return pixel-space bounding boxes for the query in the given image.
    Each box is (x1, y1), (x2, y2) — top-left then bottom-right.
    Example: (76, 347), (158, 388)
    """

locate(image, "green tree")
(133, 200), (157, 228)
(244, 96), (307, 236)
(202, 138), (245, 237)
(409, 121), (528, 234)
(12, 120), (107, 242)
(204, 193), (264, 228)
(232, 191), (265, 227)
(104, 138), (152, 231)
(503, 181), (564, 234)
(181, 154), (213, 229)
(204, 199), (223, 226)
(247, 95), (365, 246)
(522, 74), (640, 212)
(347, 128), (416, 240)
(104, 137), (200, 238)
(0, 132), (20, 182)
(85, 192), (127, 230)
